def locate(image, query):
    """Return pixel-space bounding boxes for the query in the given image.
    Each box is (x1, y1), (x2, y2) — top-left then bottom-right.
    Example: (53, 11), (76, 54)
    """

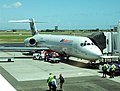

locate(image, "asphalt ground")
(0, 47), (120, 91)
(0, 56), (119, 91)
(1, 67), (120, 91)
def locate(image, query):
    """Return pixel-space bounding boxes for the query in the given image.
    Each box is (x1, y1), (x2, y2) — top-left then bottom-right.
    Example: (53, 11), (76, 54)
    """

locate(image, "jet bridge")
(87, 21), (120, 58)
(118, 21), (120, 59)
(105, 21), (120, 58)
(87, 32), (106, 52)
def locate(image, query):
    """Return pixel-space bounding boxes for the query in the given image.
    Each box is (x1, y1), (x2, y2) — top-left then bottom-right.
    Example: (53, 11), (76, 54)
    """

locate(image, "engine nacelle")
(24, 38), (37, 47)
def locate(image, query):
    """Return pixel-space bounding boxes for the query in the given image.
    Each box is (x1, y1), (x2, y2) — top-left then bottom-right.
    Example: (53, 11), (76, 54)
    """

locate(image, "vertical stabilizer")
(29, 18), (38, 36)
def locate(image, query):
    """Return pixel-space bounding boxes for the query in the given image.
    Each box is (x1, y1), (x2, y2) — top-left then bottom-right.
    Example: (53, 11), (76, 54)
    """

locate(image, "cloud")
(3, 4), (11, 8)
(3, 2), (22, 8)
(13, 2), (22, 8)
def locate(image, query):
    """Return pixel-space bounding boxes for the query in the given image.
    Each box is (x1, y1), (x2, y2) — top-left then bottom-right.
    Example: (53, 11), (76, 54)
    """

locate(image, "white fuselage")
(24, 34), (102, 60)
(9, 18), (102, 60)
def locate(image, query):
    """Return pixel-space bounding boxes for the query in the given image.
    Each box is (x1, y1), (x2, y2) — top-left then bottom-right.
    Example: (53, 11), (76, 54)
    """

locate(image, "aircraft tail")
(8, 18), (38, 36)
(29, 18), (38, 36)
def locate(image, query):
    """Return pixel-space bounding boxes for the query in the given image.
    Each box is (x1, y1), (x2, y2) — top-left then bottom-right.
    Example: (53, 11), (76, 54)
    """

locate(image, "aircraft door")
(61, 45), (73, 56)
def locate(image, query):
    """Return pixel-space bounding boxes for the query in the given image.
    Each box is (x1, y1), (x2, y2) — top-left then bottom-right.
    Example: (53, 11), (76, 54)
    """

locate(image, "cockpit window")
(80, 42), (94, 47)
(84, 43), (86, 46)
(80, 43), (84, 46)
(87, 43), (90, 45)
(91, 43), (94, 45)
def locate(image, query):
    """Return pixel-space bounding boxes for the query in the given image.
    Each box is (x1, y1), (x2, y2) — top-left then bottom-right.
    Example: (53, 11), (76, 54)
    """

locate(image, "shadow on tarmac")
(61, 58), (103, 70)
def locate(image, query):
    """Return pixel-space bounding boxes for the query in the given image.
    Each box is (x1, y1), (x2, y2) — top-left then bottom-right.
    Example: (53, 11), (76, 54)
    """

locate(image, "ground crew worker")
(43, 51), (47, 61)
(102, 63), (108, 78)
(110, 63), (116, 78)
(51, 76), (57, 91)
(47, 73), (54, 91)
(59, 74), (65, 90)
(53, 52), (57, 58)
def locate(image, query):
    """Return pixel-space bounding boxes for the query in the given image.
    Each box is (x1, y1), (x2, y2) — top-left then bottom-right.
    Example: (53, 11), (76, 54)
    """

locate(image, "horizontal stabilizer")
(8, 19), (31, 23)
(8, 18), (46, 36)
(8, 20), (46, 23)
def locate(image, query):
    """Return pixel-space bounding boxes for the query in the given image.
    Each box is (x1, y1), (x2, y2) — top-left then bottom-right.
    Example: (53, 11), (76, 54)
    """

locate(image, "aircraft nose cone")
(91, 47), (102, 59)
(86, 46), (102, 60)
(95, 49), (102, 56)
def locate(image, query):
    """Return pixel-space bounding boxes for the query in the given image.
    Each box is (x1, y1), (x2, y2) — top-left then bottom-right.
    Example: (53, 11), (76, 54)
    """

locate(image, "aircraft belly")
(38, 40), (78, 57)
(52, 45), (74, 56)
(51, 46), (62, 53)
(38, 41), (85, 59)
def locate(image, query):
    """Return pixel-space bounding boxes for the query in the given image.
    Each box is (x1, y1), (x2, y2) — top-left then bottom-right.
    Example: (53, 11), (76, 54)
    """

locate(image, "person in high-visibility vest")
(102, 63), (108, 78)
(47, 73), (53, 91)
(110, 63), (116, 78)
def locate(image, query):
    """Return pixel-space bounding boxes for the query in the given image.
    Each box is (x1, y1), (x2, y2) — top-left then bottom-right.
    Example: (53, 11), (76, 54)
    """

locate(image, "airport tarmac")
(0, 52), (120, 91)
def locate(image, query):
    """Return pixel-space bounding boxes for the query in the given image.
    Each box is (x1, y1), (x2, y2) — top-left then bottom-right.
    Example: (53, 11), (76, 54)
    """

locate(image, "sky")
(0, 0), (120, 30)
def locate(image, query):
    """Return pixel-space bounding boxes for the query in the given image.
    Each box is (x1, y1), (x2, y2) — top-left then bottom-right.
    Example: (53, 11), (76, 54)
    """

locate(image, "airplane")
(1, 18), (102, 61)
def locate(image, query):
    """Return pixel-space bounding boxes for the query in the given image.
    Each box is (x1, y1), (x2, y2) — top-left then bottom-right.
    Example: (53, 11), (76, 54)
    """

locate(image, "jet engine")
(24, 37), (37, 47)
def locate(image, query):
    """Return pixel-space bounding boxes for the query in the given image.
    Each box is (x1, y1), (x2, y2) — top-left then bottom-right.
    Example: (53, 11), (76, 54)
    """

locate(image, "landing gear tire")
(66, 56), (69, 61)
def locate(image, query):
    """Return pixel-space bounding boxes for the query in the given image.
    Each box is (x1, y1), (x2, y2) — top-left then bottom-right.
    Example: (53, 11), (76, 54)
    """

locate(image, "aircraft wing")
(0, 47), (50, 52)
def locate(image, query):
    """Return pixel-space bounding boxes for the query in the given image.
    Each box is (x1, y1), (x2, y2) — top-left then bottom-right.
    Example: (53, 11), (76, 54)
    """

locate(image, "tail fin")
(29, 18), (38, 36)
(8, 18), (38, 36)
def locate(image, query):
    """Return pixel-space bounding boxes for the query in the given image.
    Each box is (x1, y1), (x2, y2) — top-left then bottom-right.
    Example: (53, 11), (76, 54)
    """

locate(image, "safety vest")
(48, 75), (53, 83)
(103, 64), (107, 70)
(111, 64), (116, 71)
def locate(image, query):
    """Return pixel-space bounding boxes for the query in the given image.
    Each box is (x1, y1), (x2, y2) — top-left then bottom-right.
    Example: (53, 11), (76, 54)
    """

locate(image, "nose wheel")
(59, 53), (70, 61)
